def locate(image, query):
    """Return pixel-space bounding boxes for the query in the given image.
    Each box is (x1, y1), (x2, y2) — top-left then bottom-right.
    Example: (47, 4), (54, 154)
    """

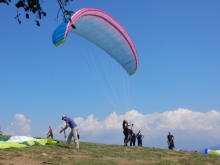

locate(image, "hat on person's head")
(61, 115), (66, 120)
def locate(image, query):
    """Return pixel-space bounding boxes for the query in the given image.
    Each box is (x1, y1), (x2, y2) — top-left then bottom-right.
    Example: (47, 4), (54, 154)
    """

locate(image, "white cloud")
(6, 109), (218, 150)
(67, 108), (220, 150)
(5, 114), (31, 136)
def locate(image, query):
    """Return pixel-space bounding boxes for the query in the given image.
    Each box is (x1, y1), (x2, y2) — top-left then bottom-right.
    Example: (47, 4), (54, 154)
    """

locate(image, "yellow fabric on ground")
(0, 138), (57, 149)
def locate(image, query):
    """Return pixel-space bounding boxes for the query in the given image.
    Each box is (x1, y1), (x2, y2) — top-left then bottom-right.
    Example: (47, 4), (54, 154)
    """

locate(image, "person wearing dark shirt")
(167, 132), (174, 150)
(122, 120), (130, 146)
(60, 115), (79, 150)
(130, 130), (136, 146)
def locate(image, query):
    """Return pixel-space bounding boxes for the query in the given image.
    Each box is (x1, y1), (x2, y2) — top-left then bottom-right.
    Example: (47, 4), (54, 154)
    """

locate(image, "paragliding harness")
(123, 120), (134, 146)
(167, 134), (175, 149)
(169, 140), (175, 149)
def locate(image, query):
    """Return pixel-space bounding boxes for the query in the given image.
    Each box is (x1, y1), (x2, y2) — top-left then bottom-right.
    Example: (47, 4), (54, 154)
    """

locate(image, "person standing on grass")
(167, 132), (174, 150)
(122, 120), (130, 146)
(136, 130), (144, 147)
(122, 120), (127, 145)
(130, 130), (136, 146)
(60, 115), (79, 150)
(47, 126), (53, 139)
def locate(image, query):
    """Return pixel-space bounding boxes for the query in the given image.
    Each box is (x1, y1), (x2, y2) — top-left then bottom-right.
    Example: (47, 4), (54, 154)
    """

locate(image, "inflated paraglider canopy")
(52, 8), (138, 75)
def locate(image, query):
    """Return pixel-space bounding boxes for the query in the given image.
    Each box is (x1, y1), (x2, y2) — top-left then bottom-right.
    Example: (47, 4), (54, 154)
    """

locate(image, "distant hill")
(199, 145), (220, 152)
(209, 145), (220, 150)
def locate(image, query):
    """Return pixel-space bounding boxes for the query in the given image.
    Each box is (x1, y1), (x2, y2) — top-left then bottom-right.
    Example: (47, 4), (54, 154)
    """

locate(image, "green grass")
(1, 141), (220, 165)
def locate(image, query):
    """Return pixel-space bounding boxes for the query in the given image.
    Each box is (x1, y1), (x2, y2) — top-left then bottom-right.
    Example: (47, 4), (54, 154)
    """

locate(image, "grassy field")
(1, 141), (220, 165)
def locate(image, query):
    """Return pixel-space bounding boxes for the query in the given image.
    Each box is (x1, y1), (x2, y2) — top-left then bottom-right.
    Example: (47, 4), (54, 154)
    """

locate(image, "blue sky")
(0, 0), (220, 151)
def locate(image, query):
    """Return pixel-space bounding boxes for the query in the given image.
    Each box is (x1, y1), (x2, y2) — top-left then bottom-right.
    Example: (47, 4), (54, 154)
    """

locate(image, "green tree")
(0, 0), (75, 28)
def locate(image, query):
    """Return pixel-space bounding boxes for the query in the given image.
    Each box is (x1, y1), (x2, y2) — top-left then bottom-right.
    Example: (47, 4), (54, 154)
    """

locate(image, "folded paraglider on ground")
(0, 135), (58, 149)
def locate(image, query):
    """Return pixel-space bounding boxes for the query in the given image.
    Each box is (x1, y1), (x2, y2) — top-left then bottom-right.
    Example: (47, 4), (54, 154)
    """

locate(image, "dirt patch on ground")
(0, 153), (40, 165)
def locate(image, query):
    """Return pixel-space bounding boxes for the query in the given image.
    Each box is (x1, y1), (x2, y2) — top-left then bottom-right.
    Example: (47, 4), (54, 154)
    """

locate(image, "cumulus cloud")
(70, 108), (220, 150)
(4, 114), (31, 136)
(3, 109), (219, 150)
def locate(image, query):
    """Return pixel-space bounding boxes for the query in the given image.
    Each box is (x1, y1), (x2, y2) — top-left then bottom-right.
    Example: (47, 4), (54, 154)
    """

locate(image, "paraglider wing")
(0, 136), (58, 149)
(52, 8), (138, 75)
(204, 148), (220, 156)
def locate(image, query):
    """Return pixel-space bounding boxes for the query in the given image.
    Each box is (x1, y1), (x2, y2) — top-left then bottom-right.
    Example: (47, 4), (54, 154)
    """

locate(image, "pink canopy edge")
(65, 8), (139, 71)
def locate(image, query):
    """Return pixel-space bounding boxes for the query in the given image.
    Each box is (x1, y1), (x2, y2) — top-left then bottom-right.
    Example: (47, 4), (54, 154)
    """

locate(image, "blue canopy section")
(52, 22), (68, 46)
